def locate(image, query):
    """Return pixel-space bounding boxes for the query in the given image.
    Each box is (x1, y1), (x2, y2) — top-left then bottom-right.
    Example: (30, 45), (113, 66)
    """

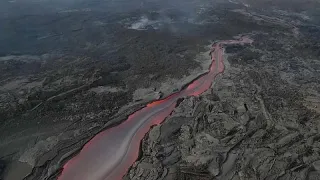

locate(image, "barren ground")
(0, 0), (320, 180)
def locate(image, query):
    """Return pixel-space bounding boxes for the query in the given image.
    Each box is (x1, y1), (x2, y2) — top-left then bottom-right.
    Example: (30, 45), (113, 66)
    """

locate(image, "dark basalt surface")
(0, 0), (320, 179)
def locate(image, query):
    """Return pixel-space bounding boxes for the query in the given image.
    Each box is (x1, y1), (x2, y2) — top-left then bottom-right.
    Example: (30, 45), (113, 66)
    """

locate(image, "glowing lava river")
(58, 37), (253, 180)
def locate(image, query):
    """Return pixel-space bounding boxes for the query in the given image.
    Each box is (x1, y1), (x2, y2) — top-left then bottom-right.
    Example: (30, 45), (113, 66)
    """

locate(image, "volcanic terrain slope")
(0, 0), (320, 180)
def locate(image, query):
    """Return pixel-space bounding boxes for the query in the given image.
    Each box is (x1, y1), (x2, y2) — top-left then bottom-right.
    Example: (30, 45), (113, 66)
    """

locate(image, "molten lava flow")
(58, 37), (253, 180)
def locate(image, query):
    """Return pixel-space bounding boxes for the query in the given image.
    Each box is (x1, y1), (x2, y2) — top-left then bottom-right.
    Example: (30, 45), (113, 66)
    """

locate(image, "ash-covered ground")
(0, 0), (320, 180)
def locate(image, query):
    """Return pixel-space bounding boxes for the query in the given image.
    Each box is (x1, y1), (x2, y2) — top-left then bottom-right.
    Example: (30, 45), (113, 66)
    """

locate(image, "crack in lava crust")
(58, 37), (253, 180)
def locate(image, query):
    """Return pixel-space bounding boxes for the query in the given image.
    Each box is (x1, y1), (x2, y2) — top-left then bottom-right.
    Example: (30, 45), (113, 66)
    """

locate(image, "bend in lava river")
(58, 37), (253, 180)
